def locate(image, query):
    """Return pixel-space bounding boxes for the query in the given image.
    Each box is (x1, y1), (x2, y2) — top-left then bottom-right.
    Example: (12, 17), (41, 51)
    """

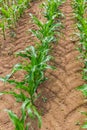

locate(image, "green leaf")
(0, 74), (12, 82)
(6, 110), (24, 130)
(29, 14), (43, 28)
(12, 63), (23, 73)
(77, 84), (87, 97)
(82, 122), (87, 128)
(25, 123), (31, 130)
(32, 105), (42, 128)
(27, 104), (35, 119)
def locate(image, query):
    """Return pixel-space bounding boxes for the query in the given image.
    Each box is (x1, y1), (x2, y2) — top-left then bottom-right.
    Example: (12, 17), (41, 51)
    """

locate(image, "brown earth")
(0, 0), (86, 130)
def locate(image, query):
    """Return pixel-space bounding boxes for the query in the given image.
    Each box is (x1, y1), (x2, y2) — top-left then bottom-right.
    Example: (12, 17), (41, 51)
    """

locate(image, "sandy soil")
(0, 0), (86, 130)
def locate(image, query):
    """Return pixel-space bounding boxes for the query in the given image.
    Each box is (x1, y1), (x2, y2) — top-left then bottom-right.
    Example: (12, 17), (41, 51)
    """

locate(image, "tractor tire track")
(37, 0), (86, 130)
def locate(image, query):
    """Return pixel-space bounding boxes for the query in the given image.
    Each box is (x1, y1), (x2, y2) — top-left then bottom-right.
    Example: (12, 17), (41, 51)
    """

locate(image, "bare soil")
(0, 0), (86, 130)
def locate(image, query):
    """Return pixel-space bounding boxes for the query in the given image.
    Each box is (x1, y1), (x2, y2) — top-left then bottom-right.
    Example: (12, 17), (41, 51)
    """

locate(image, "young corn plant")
(30, 14), (62, 45)
(73, 0), (86, 18)
(0, 45), (53, 102)
(42, 0), (65, 20)
(0, 0), (31, 39)
(17, 0), (30, 18)
(0, 0), (64, 129)
(0, 19), (6, 40)
(73, 0), (87, 88)
(0, 3), (15, 28)
(5, 99), (41, 130)
(0, 45), (53, 128)
(30, 0), (64, 45)
(73, 0), (87, 82)
(81, 112), (87, 129)
(5, 106), (30, 130)
(73, 0), (87, 129)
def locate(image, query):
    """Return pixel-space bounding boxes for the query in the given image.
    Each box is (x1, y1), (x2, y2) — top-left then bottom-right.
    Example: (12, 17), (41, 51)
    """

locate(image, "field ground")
(0, 0), (86, 130)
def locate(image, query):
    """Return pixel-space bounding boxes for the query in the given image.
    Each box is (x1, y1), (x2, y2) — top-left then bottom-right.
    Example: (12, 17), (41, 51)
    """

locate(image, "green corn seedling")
(0, 45), (53, 103)
(0, 0), (31, 39)
(5, 99), (41, 130)
(73, 0), (87, 129)
(5, 109), (30, 130)
(81, 112), (87, 129)
(0, 45), (52, 128)
(42, 0), (65, 20)
(0, 20), (6, 40)
(0, 0), (64, 129)
(30, 14), (62, 44)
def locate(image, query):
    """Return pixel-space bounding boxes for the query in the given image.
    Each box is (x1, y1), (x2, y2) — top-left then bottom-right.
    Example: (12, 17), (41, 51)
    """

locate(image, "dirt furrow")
(38, 0), (86, 130)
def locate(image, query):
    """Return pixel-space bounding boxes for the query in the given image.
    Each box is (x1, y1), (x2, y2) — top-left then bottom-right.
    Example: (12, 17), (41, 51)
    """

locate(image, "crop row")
(0, 0), (30, 39)
(0, 0), (64, 129)
(73, 0), (87, 128)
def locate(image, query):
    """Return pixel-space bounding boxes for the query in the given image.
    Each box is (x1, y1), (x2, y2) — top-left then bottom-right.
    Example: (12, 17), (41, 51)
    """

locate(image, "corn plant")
(0, 0), (64, 129)
(73, 0), (87, 82)
(0, 45), (52, 128)
(0, 0), (30, 39)
(0, 45), (53, 102)
(73, 0), (87, 129)
(81, 112), (87, 129)
(73, 0), (87, 88)
(5, 99), (41, 130)
(5, 106), (30, 130)
(0, 19), (6, 40)
(73, 0), (86, 17)
(42, 0), (65, 20)
(30, 14), (62, 45)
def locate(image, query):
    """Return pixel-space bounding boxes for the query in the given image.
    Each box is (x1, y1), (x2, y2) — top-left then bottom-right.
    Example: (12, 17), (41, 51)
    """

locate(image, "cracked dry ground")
(0, 0), (86, 130)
